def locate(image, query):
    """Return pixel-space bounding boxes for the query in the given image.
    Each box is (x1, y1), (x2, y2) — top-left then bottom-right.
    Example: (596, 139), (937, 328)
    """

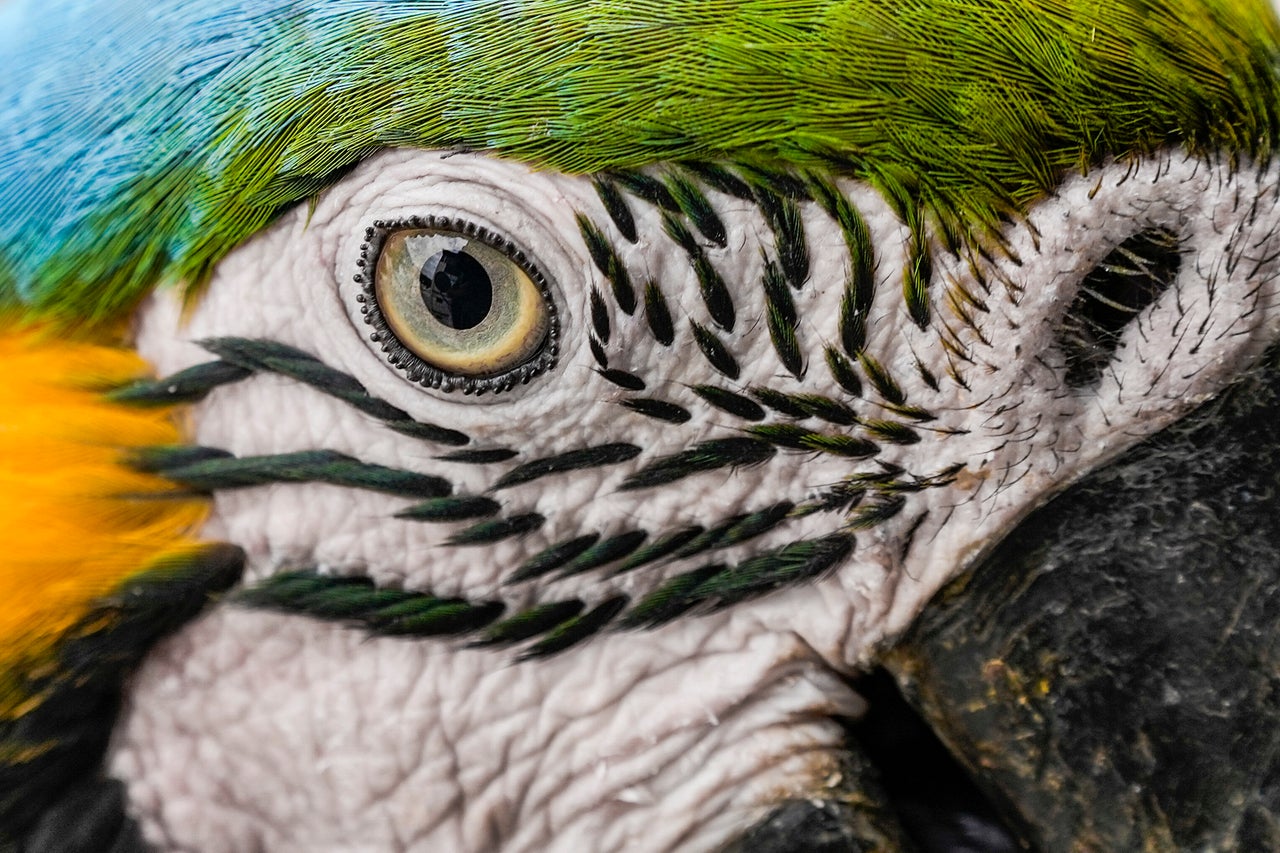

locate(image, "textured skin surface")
(890, 345), (1280, 851)
(3, 1), (1280, 849)
(114, 609), (860, 851)
(110, 147), (1280, 850)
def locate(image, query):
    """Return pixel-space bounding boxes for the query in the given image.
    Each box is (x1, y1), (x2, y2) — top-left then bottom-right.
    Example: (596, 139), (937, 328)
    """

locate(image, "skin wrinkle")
(638, 695), (847, 850)
(398, 733), (463, 848)
(451, 624), (742, 815)
(650, 637), (855, 843)
(533, 677), (846, 848)
(529, 627), (778, 840)
(111, 144), (1280, 850)
(0, 2), (1278, 846)
(552, 640), (841, 847)
(558, 643), (843, 774)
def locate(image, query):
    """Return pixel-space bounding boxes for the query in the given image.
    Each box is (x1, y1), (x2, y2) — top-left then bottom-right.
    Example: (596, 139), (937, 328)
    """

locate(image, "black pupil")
(419, 249), (493, 330)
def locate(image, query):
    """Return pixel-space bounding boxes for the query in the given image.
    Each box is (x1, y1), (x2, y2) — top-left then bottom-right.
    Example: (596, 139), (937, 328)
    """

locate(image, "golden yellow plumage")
(0, 324), (206, 717)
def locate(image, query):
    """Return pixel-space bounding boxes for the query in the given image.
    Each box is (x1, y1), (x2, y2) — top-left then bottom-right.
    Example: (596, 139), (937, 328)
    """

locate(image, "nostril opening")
(1058, 227), (1183, 389)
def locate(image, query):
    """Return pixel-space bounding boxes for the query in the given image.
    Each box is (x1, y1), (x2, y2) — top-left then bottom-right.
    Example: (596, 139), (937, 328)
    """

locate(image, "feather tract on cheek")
(0, 325), (242, 847)
(5, 1), (1280, 851)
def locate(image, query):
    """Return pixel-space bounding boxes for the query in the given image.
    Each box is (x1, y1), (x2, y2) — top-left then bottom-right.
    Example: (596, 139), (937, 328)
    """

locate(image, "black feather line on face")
(577, 214), (637, 314)
(768, 194), (811, 289)
(810, 177), (877, 315)
(691, 385), (767, 421)
(228, 526), (862, 659)
(597, 367), (646, 390)
(611, 525), (706, 575)
(859, 353), (907, 405)
(447, 512), (546, 545)
(436, 448), (519, 464)
(662, 213), (735, 331)
(490, 443), (641, 491)
(554, 530), (649, 579)
(620, 397), (692, 423)
(592, 177), (638, 243)
(738, 165), (812, 202)
(474, 599), (586, 646)
(689, 321), (740, 380)
(396, 495), (502, 522)
(618, 437), (775, 491)
(605, 171), (680, 212)
(115, 337), (471, 446)
(680, 162), (754, 200)
(666, 173), (728, 248)
(643, 280), (676, 346)
(840, 284), (869, 357)
(119, 160), (984, 663)
(589, 335), (610, 367)
(762, 257), (805, 379)
(506, 534), (601, 584)
(622, 533), (852, 627)
(825, 347), (864, 397)
(590, 288), (611, 343)
(617, 564), (724, 629)
(904, 232), (933, 330)
(517, 596), (629, 660)
(863, 419), (922, 445)
(748, 424), (880, 459)
(135, 447), (454, 498)
(110, 360), (252, 405)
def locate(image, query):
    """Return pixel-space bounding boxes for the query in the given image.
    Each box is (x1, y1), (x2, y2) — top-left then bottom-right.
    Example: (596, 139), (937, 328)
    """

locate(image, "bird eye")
(357, 217), (558, 393)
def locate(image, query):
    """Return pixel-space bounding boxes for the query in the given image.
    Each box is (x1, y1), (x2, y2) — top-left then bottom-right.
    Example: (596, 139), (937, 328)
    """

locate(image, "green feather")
(5, 0), (1279, 322)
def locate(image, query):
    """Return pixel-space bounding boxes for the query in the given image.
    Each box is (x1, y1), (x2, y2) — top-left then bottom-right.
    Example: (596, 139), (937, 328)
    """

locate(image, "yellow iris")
(374, 228), (550, 377)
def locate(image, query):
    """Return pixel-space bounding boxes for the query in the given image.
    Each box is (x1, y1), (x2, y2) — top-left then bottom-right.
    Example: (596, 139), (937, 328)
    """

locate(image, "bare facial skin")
(116, 149), (1280, 851)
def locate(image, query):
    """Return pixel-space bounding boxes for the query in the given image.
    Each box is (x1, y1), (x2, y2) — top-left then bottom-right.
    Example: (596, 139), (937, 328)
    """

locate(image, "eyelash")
(354, 215), (561, 395)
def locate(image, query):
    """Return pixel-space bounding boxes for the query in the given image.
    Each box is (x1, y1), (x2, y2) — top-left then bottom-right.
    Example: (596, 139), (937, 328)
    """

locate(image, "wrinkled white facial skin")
(115, 149), (1280, 851)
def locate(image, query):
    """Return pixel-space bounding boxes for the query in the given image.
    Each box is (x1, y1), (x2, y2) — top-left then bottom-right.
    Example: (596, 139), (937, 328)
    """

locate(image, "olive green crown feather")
(1, 0), (1278, 324)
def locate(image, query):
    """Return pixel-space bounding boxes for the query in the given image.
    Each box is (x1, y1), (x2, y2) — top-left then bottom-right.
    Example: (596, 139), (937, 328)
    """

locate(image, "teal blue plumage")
(2, 0), (1279, 322)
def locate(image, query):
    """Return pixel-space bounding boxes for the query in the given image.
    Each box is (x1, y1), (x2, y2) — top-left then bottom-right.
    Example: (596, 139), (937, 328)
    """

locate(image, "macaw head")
(4, 1), (1280, 850)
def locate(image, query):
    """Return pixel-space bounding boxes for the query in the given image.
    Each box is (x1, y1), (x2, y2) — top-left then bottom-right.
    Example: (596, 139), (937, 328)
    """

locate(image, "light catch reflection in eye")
(358, 217), (558, 394)
(418, 247), (493, 331)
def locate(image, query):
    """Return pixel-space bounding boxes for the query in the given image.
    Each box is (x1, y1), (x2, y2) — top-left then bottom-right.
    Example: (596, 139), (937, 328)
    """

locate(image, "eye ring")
(355, 216), (560, 395)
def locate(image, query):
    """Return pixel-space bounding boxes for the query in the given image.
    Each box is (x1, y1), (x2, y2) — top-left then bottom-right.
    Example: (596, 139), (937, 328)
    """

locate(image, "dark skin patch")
(887, 345), (1280, 852)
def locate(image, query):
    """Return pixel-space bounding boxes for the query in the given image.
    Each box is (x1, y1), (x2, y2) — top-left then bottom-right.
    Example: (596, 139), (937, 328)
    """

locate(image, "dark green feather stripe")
(490, 443), (641, 491)
(109, 360), (253, 406)
(518, 597), (631, 660)
(592, 177), (638, 243)
(660, 213), (736, 331)
(113, 337), (470, 447)
(0, 545), (243, 848)
(236, 572), (504, 637)
(620, 534), (854, 628)
(666, 174), (728, 248)
(578, 214), (637, 315)
(132, 447), (452, 499)
(233, 531), (854, 658)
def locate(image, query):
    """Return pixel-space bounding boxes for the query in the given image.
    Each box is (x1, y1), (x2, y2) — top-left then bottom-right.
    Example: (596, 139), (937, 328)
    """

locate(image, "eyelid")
(355, 216), (561, 395)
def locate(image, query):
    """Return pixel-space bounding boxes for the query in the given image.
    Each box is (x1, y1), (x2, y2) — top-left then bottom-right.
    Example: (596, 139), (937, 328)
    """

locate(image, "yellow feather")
(0, 322), (207, 717)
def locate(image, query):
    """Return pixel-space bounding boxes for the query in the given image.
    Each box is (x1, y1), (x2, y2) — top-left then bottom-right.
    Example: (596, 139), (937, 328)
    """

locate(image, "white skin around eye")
(116, 149), (1280, 851)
